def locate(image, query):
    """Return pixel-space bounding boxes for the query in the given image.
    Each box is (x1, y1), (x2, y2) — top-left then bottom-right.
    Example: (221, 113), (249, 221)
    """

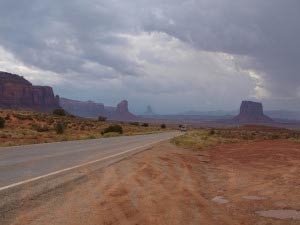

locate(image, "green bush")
(161, 124), (166, 129)
(102, 132), (122, 138)
(209, 129), (215, 135)
(53, 108), (66, 116)
(55, 122), (66, 134)
(102, 125), (123, 135)
(98, 116), (107, 122)
(141, 123), (149, 127)
(0, 117), (5, 128)
(130, 122), (140, 126)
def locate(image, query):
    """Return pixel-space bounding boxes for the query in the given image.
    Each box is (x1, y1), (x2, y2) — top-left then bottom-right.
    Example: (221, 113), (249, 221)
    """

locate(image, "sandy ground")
(6, 140), (300, 225)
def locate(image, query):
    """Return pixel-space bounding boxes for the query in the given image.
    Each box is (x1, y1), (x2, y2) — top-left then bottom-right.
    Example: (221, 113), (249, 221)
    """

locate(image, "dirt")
(8, 140), (300, 225)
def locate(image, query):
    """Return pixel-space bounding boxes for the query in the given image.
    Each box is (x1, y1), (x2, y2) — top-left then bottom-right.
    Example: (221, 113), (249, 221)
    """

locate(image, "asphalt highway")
(0, 132), (180, 190)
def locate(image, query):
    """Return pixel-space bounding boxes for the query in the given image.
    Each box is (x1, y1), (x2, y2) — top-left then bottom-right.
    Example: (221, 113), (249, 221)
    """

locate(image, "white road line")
(0, 137), (169, 192)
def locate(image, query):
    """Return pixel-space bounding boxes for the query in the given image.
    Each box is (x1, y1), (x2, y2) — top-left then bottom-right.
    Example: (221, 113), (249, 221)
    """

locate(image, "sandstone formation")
(144, 105), (155, 115)
(0, 71), (59, 112)
(111, 100), (137, 121)
(60, 98), (138, 121)
(59, 98), (106, 118)
(233, 101), (273, 124)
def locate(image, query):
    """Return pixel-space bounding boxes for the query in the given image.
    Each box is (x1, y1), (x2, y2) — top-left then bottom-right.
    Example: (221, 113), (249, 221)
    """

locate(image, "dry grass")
(172, 125), (300, 150)
(0, 110), (167, 147)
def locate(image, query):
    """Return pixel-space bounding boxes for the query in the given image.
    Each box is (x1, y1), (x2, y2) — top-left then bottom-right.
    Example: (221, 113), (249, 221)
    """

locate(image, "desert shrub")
(102, 132), (122, 138)
(0, 117), (5, 128)
(13, 114), (33, 120)
(67, 114), (76, 118)
(161, 124), (166, 129)
(55, 122), (66, 134)
(271, 134), (280, 140)
(141, 123), (149, 127)
(209, 129), (215, 135)
(5, 114), (10, 120)
(0, 133), (9, 138)
(53, 108), (66, 116)
(31, 123), (50, 132)
(102, 124), (123, 135)
(130, 122), (140, 126)
(98, 116), (107, 122)
(88, 135), (97, 139)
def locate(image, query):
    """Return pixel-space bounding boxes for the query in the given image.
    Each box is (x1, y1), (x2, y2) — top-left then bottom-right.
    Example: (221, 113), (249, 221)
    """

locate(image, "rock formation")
(60, 98), (138, 121)
(233, 101), (273, 124)
(32, 86), (59, 107)
(59, 98), (106, 118)
(144, 105), (155, 115)
(111, 100), (137, 121)
(0, 71), (59, 112)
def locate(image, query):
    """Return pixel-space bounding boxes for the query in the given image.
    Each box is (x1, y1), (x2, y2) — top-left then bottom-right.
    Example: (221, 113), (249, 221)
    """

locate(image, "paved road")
(0, 132), (180, 190)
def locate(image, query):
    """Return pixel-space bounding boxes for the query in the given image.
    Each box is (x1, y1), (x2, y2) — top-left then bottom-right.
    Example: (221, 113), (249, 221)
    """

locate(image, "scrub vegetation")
(172, 126), (300, 150)
(0, 110), (167, 147)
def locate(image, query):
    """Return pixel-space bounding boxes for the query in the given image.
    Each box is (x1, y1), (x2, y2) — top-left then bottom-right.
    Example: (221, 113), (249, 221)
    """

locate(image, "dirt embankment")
(7, 140), (300, 225)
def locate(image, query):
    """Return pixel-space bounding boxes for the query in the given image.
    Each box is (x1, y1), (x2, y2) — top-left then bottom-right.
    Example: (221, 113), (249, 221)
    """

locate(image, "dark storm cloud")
(0, 0), (140, 76)
(137, 0), (300, 99)
(0, 0), (299, 111)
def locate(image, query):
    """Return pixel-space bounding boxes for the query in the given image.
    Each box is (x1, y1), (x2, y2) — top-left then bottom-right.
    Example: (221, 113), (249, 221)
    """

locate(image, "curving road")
(0, 132), (180, 191)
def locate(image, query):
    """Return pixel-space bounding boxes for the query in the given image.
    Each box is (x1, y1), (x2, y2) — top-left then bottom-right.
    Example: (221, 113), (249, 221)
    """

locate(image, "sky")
(0, 0), (299, 114)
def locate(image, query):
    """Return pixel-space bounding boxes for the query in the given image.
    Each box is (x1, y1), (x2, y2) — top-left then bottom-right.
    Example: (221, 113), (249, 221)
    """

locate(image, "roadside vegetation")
(0, 117), (5, 128)
(172, 126), (300, 151)
(0, 110), (169, 147)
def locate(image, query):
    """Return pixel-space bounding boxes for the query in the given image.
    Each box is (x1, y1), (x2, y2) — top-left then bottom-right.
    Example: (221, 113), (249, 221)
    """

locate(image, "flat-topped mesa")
(233, 101), (273, 124)
(0, 71), (60, 112)
(59, 98), (106, 118)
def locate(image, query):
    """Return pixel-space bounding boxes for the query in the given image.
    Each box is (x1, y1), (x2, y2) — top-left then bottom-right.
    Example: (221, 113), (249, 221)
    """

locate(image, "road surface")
(0, 132), (179, 190)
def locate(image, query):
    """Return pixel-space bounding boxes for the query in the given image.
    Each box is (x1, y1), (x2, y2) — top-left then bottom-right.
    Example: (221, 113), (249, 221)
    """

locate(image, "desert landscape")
(1, 71), (300, 225)
(1, 1), (300, 225)
(1, 127), (299, 225)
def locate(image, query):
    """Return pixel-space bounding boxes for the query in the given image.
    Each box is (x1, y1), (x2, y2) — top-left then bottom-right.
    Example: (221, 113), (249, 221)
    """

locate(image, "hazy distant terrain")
(142, 110), (300, 122)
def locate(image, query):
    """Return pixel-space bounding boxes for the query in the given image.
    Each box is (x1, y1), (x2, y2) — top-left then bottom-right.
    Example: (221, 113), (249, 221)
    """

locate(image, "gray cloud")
(139, 0), (300, 100)
(0, 0), (299, 113)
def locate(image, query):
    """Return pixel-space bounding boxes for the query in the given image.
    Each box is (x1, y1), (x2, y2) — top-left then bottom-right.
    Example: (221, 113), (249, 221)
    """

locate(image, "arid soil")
(8, 140), (300, 225)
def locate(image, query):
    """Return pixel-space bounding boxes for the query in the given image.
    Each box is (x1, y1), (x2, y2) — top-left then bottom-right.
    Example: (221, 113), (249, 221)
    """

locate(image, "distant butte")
(60, 98), (138, 121)
(144, 105), (155, 115)
(233, 101), (273, 124)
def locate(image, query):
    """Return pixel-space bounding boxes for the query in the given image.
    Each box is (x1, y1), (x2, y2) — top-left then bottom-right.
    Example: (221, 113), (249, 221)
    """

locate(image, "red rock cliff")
(0, 71), (59, 112)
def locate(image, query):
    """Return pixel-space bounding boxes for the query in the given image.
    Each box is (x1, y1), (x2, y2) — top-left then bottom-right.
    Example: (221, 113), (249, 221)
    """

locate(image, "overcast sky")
(0, 0), (299, 113)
